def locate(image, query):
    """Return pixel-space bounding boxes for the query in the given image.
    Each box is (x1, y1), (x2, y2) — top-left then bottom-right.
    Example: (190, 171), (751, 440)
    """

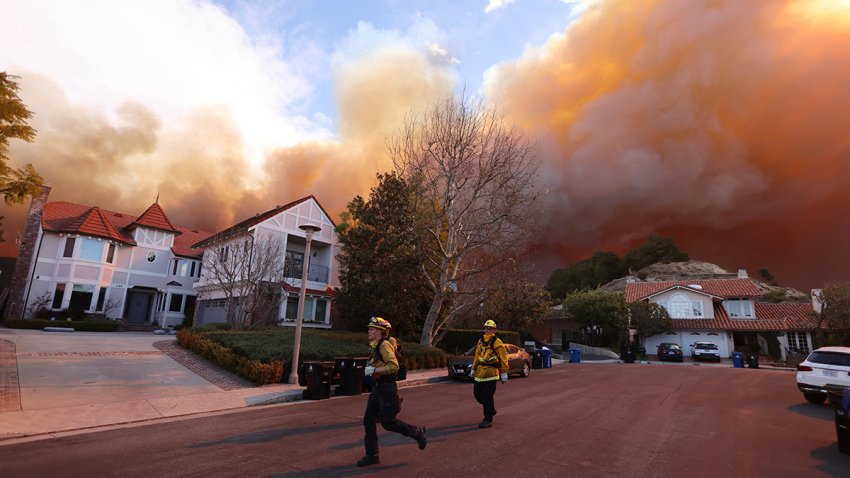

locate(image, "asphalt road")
(1, 363), (847, 477)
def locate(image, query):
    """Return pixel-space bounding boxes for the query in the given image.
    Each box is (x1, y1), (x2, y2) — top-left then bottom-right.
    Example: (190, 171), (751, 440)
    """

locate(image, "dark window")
(286, 297), (298, 320)
(52, 283), (65, 309)
(285, 250), (304, 278)
(95, 288), (107, 311)
(315, 299), (327, 323)
(169, 294), (184, 312)
(808, 351), (850, 366)
(106, 244), (116, 263)
(172, 260), (178, 275)
(69, 284), (94, 311)
(63, 237), (76, 257)
(190, 261), (196, 277)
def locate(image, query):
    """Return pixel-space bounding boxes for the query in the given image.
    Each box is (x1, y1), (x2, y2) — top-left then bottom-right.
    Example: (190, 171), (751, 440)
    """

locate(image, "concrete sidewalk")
(0, 328), (449, 444)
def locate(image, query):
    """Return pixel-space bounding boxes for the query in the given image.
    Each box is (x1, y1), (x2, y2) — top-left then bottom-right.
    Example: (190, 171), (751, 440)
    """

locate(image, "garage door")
(198, 300), (227, 325)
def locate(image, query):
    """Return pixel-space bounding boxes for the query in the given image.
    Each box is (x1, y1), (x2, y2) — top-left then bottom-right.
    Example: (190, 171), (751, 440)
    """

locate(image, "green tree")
(1, 72), (43, 242)
(814, 283), (850, 346)
(334, 173), (431, 340)
(389, 94), (541, 346)
(562, 290), (628, 348)
(546, 251), (623, 300)
(622, 234), (688, 273)
(480, 277), (551, 332)
(628, 301), (673, 345)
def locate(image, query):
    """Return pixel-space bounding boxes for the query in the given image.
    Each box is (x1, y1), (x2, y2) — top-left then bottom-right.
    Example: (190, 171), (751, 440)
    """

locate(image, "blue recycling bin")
(540, 348), (552, 368)
(569, 348), (581, 364)
(731, 352), (744, 368)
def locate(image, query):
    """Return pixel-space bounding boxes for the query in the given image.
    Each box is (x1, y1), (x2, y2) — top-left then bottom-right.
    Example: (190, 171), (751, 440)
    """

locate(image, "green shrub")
(3, 318), (119, 332)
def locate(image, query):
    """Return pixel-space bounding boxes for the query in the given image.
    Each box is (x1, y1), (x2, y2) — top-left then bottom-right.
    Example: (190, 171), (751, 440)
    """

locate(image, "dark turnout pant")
(473, 379), (498, 420)
(363, 380), (419, 456)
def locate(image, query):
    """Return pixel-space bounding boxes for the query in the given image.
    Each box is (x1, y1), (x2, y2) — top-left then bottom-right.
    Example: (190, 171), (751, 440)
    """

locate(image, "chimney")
(737, 269), (748, 279)
(4, 185), (51, 319)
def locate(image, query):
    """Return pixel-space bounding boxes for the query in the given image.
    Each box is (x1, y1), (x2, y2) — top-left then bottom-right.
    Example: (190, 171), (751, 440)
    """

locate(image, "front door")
(126, 291), (152, 324)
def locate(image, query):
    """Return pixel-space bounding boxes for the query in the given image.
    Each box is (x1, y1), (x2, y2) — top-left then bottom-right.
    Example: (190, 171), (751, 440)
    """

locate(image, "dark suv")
(657, 343), (684, 362)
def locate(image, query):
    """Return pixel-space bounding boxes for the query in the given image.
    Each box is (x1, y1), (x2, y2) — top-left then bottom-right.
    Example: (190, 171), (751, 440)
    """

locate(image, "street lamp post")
(288, 223), (322, 385)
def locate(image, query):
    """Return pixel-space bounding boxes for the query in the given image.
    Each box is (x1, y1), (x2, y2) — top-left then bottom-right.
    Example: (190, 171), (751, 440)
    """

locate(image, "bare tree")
(388, 94), (541, 346)
(197, 234), (287, 330)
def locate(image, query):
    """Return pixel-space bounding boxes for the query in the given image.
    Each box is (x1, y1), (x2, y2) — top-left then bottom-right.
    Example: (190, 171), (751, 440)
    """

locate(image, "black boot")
(478, 418), (492, 429)
(414, 426), (427, 450)
(356, 455), (380, 467)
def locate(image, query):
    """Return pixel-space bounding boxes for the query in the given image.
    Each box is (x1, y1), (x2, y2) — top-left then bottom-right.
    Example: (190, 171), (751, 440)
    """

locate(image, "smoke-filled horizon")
(3, 0), (850, 292)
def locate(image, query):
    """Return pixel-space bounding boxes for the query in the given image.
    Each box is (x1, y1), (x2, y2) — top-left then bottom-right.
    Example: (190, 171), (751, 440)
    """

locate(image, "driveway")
(0, 328), (228, 411)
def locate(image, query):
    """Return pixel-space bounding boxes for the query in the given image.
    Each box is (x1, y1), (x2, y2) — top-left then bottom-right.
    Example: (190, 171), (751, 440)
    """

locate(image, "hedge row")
(176, 329), (284, 385)
(176, 326), (449, 384)
(3, 318), (120, 332)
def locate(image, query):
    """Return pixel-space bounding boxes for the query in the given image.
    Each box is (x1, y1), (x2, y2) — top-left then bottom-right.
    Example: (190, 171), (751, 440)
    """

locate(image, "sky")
(2, 0), (850, 292)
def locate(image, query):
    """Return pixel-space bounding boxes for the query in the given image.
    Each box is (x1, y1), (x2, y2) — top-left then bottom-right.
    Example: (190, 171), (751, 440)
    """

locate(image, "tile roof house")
(625, 272), (817, 361)
(191, 195), (339, 329)
(4, 187), (213, 328)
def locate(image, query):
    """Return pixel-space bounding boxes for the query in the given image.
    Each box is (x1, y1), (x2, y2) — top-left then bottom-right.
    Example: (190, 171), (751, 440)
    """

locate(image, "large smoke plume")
(4, 0), (850, 290)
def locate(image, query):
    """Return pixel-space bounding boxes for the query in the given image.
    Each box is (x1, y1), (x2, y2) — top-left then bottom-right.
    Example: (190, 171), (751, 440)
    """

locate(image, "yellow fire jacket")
(368, 337), (399, 379)
(472, 334), (509, 382)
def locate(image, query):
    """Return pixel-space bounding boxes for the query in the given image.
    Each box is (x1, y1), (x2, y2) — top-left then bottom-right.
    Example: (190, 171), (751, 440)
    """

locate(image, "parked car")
(657, 343), (684, 362)
(447, 343), (532, 380)
(796, 346), (850, 404)
(690, 341), (721, 362)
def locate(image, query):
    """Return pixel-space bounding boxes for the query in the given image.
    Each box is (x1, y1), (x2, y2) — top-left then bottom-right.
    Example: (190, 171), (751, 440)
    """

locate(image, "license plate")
(824, 369), (838, 377)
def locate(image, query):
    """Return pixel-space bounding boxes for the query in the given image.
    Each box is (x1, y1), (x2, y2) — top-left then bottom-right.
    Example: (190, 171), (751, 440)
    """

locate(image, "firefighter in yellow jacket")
(357, 317), (426, 467)
(471, 319), (509, 428)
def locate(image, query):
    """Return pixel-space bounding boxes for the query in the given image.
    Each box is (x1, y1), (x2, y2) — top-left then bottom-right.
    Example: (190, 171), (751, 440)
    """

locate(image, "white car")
(690, 341), (721, 362)
(796, 346), (850, 404)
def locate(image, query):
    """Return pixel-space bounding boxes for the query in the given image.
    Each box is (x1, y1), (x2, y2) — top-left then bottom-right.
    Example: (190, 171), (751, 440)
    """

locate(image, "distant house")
(191, 196), (339, 328)
(625, 271), (817, 360)
(4, 186), (213, 328)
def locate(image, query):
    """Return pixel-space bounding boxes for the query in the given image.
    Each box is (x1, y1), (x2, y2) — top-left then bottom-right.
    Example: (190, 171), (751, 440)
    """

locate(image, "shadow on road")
(787, 403), (834, 422)
(187, 421), (361, 448)
(811, 443), (850, 477)
(268, 462), (406, 477)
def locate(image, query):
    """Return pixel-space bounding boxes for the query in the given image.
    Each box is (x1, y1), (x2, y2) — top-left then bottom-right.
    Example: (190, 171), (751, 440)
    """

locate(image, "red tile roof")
(42, 201), (212, 258)
(625, 279), (762, 302)
(670, 303), (732, 330)
(752, 303), (818, 331)
(128, 202), (181, 234)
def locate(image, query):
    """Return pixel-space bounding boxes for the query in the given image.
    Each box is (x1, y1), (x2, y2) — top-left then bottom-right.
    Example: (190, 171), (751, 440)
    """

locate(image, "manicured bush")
(3, 318), (120, 332)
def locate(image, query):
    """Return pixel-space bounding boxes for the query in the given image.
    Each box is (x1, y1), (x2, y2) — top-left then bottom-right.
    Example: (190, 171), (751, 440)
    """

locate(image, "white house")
(5, 186), (212, 328)
(626, 273), (817, 360)
(191, 195), (339, 328)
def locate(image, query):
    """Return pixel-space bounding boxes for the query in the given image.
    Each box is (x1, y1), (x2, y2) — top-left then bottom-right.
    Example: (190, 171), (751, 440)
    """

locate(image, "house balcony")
(284, 262), (329, 284)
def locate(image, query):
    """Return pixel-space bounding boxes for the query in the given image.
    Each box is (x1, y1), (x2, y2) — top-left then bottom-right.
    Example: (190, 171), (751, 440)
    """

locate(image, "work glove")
(500, 373), (508, 383)
(364, 365), (376, 377)
(468, 366), (475, 377)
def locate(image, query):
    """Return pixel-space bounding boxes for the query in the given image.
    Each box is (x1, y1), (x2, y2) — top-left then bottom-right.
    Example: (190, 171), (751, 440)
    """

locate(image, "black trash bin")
(532, 350), (543, 369)
(622, 348), (635, 364)
(302, 361), (333, 400)
(832, 386), (850, 455)
(334, 356), (367, 396)
(747, 354), (759, 369)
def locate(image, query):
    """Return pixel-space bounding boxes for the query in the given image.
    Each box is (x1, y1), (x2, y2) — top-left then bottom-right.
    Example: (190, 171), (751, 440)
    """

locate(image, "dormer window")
(661, 293), (705, 318)
(724, 299), (754, 318)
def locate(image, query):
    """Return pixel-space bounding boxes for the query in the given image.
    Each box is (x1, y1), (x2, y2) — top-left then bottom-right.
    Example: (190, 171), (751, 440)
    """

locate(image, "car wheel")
(803, 391), (827, 404)
(520, 362), (530, 378)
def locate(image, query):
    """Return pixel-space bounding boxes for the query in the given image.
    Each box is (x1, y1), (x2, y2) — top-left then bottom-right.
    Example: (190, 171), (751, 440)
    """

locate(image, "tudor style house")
(191, 195), (339, 328)
(5, 186), (213, 328)
(625, 271), (817, 361)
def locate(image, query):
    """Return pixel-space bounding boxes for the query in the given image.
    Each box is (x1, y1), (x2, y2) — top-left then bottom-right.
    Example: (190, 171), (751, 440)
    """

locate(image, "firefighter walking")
(470, 319), (509, 428)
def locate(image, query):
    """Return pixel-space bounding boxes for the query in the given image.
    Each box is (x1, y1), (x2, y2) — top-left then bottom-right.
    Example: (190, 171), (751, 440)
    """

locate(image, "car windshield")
(808, 351), (850, 366)
(663, 345), (681, 350)
(696, 343), (718, 350)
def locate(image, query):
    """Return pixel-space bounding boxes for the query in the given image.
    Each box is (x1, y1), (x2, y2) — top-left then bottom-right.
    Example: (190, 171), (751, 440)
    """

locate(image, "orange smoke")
(486, 0), (850, 290)
(4, 0), (850, 292)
